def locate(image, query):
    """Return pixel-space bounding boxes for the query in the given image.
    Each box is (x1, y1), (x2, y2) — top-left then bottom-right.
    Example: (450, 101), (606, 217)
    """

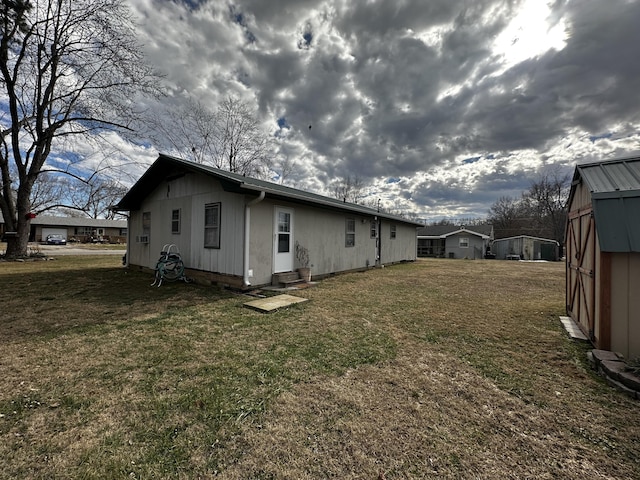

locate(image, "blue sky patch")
(589, 133), (612, 143)
(463, 156), (481, 164)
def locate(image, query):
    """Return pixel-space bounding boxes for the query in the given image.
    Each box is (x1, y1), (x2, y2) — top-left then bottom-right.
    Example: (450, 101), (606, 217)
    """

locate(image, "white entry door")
(274, 207), (294, 273)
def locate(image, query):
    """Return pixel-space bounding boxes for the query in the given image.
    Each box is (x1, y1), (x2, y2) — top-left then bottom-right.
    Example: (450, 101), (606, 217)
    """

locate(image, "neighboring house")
(492, 235), (559, 261)
(0, 214), (127, 243)
(115, 154), (421, 289)
(416, 224), (493, 259)
(565, 156), (640, 359)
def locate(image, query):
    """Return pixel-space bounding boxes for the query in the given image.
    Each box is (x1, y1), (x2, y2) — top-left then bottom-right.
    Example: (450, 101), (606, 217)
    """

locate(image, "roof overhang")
(417, 230), (490, 240)
(591, 192), (640, 252)
(567, 156), (640, 253)
(115, 154), (423, 227)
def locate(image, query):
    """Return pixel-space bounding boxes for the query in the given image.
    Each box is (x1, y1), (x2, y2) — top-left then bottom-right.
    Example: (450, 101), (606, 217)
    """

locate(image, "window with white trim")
(390, 224), (397, 239)
(171, 209), (181, 234)
(459, 237), (469, 248)
(142, 211), (151, 237)
(345, 218), (355, 247)
(205, 203), (221, 248)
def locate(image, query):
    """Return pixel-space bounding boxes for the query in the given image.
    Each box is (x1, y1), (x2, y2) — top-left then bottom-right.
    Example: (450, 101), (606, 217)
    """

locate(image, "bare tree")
(148, 96), (272, 178)
(276, 155), (297, 185)
(488, 196), (525, 237)
(214, 97), (270, 176)
(29, 172), (67, 212)
(147, 98), (219, 164)
(523, 168), (571, 245)
(331, 174), (366, 204)
(0, 0), (160, 257)
(488, 169), (570, 242)
(67, 178), (128, 219)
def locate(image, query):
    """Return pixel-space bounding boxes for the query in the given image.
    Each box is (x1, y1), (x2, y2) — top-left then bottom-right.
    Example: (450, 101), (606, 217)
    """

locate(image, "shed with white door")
(115, 154), (420, 289)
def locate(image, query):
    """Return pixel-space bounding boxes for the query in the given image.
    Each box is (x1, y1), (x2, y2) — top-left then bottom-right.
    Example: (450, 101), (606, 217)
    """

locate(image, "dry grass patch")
(1, 257), (639, 479)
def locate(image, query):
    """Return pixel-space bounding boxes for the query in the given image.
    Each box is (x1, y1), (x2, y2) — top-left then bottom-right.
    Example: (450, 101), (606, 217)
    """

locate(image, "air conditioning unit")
(136, 235), (149, 243)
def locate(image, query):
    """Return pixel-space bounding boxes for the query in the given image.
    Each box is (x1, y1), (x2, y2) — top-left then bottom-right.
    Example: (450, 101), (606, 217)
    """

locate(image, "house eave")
(115, 154), (423, 227)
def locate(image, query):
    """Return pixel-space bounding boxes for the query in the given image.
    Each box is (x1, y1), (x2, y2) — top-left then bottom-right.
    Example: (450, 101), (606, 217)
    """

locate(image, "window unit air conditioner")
(137, 235), (149, 244)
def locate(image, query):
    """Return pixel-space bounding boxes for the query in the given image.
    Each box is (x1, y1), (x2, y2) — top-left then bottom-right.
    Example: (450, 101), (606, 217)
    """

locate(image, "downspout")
(243, 190), (266, 287)
(124, 213), (130, 267)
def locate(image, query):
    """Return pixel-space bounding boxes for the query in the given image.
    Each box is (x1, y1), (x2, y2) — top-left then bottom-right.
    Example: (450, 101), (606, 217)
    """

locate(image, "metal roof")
(116, 154), (423, 226)
(416, 224), (493, 238)
(573, 156), (640, 252)
(576, 156), (640, 196)
(492, 235), (559, 246)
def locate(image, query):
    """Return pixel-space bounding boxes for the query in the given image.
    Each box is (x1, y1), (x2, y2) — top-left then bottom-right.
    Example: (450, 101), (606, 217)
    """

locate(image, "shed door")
(566, 207), (596, 340)
(273, 207), (294, 273)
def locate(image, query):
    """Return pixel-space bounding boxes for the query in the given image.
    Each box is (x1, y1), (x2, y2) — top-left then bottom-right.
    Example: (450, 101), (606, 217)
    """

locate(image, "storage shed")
(565, 156), (640, 359)
(492, 235), (559, 261)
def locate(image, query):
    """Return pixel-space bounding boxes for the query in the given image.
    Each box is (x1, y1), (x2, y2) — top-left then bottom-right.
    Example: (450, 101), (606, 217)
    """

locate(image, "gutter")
(238, 182), (423, 226)
(243, 190), (266, 287)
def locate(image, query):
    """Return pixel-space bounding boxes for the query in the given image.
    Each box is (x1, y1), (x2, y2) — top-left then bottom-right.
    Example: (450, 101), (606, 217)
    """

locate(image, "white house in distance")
(0, 213), (127, 243)
(416, 224), (493, 259)
(115, 154), (420, 289)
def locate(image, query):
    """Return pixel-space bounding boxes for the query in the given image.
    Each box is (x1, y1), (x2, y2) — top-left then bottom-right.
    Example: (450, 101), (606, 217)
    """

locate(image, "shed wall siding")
(610, 252), (640, 358)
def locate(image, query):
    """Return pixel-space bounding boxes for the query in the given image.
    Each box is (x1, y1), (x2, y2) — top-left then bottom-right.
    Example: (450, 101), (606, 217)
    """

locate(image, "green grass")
(1, 257), (639, 479)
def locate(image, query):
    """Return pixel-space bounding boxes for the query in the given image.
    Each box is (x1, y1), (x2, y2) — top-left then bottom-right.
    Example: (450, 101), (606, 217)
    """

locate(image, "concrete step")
(272, 271), (304, 287)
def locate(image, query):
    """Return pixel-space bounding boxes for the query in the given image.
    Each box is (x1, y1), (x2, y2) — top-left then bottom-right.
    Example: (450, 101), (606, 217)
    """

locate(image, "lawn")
(0, 257), (638, 479)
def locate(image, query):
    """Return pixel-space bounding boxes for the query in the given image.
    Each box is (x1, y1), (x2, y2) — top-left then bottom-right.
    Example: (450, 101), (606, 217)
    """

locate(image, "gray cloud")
(124, 0), (640, 220)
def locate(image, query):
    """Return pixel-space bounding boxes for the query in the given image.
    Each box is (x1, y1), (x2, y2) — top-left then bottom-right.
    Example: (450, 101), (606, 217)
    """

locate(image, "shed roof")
(492, 235), (559, 246)
(576, 156), (640, 195)
(416, 224), (493, 239)
(115, 154), (423, 226)
(571, 156), (640, 252)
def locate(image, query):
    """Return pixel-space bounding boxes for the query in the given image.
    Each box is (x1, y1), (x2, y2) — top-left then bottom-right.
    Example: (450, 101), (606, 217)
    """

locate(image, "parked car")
(45, 234), (67, 245)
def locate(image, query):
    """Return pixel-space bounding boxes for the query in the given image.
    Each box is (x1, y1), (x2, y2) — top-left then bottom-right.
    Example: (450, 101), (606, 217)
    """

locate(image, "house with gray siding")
(417, 224), (493, 259)
(0, 214), (127, 243)
(115, 154), (420, 288)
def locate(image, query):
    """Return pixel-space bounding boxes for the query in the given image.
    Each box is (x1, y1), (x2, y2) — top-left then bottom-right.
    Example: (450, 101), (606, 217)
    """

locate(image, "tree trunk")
(4, 182), (35, 257)
(4, 218), (30, 258)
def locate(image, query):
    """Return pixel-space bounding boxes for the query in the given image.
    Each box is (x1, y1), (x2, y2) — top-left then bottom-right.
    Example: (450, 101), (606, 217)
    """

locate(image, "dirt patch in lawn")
(222, 344), (634, 479)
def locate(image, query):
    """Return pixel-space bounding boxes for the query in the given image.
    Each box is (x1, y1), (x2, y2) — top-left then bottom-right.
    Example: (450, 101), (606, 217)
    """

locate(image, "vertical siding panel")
(248, 201), (274, 285)
(598, 252), (612, 351)
(610, 254), (629, 356)
(626, 253), (640, 358)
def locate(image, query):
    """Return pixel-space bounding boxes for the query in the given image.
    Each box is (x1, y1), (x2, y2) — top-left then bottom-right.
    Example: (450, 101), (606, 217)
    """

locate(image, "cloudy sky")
(122, 0), (640, 221)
